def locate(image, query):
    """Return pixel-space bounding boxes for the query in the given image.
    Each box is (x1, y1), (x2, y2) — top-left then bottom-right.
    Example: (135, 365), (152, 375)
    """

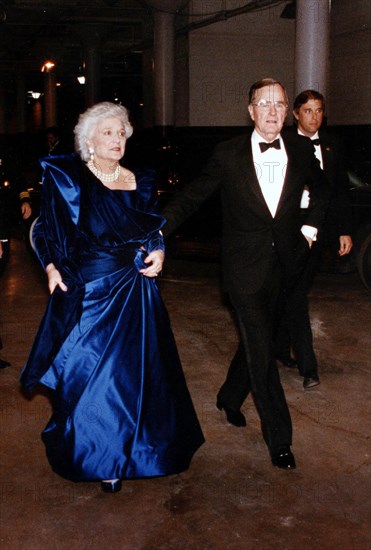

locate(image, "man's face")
(47, 133), (58, 148)
(248, 84), (288, 141)
(293, 99), (324, 137)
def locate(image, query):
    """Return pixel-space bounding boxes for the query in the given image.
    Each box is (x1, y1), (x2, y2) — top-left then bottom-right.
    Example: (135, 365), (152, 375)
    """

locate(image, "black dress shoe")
(216, 399), (246, 427)
(271, 447), (296, 469)
(303, 374), (320, 389)
(0, 358), (11, 369)
(276, 356), (298, 369)
(101, 479), (122, 493)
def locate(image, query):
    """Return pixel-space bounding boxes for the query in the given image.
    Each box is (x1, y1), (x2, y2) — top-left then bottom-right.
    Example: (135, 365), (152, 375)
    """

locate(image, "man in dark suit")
(45, 126), (63, 156)
(162, 78), (329, 469)
(0, 153), (33, 368)
(276, 90), (353, 389)
(0, 193), (11, 368)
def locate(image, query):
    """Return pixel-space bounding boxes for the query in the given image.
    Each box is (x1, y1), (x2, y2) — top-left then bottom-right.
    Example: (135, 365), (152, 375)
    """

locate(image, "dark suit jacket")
(0, 189), (10, 240)
(0, 200), (6, 240)
(162, 131), (329, 302)
(318, 129), (352, 239)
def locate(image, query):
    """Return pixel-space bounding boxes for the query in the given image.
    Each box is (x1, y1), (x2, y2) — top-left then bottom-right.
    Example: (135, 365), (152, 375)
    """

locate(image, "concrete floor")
(0, 237), (370, 550)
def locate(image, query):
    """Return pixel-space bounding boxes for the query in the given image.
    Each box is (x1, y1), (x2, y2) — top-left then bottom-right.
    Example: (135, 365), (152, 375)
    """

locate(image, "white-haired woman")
(21, 102), (204, 492)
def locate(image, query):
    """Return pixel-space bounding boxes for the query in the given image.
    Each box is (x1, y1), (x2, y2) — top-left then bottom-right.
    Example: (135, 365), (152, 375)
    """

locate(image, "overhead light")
(41, 61), (55, 72)
(27, 91), (42, 99)
(77, 75), (86, 85)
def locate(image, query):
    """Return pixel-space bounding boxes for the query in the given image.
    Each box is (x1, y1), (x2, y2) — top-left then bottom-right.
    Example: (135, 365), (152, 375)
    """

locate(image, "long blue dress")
(20, 154), (204, 482)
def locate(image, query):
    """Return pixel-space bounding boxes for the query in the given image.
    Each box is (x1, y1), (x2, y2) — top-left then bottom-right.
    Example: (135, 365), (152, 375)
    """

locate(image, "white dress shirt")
(251, 130), (317, 241)
(251, 130), (287, 217)
(298, 129), (323, 209)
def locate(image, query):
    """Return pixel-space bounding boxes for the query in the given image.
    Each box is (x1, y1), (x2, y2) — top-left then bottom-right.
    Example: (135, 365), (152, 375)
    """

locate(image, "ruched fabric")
(21, 155), (204, 481)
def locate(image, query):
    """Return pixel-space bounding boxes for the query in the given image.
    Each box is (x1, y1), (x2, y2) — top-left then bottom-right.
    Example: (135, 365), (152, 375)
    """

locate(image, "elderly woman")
(21, 102), (204, 492)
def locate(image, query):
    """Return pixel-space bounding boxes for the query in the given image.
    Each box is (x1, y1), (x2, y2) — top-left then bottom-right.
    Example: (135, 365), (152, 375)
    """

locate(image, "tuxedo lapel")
(319, 131), (334, 181)
(235, 136), (273, 219)
(275, 137), (297, 216)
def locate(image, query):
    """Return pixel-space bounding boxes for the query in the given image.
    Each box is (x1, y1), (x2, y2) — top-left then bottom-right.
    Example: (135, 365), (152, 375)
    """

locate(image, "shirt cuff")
(301, 225), (317, 242)
(300, 189), (310, 209)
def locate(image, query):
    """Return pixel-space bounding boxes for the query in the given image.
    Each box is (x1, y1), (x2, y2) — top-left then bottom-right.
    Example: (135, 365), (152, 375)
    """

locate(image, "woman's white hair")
(74, 102), (133, 161)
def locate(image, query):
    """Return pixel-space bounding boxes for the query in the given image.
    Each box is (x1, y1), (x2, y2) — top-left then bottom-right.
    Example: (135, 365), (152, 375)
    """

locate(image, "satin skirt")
(39, 251), (204, 481)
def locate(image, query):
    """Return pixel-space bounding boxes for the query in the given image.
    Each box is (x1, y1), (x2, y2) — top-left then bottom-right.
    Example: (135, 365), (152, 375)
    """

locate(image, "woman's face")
(88, 117), (127, 163)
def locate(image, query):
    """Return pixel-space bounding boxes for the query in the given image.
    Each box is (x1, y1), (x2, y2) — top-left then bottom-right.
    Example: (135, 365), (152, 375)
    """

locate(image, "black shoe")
(271, 447), (296, 469)
(303, 375), (320, 389)
(0, 358), (11, 369)
(101, 479), (122, 493)
(276, 356), (298, 369)
(216, 399), (246, 427)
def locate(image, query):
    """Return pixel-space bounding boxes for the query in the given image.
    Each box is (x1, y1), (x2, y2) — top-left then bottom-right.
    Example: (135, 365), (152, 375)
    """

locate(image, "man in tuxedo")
(162, 78), (329, 469)
(276, 90), (353, 389)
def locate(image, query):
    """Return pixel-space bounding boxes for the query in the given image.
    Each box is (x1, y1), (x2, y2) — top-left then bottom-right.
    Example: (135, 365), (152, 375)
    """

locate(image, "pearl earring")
(88, 147), (94, 161)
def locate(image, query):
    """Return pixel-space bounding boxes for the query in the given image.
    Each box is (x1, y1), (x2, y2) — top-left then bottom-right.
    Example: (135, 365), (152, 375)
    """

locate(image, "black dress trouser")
(275, 242), (322, 377)
(217, 250), (292, 455)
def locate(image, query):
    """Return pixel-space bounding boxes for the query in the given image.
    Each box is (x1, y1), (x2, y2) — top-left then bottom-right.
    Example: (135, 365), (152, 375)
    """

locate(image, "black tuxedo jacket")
(317, 129), (352, 237)
(162, 131), (329, 302)
(283, 127), (352, 239)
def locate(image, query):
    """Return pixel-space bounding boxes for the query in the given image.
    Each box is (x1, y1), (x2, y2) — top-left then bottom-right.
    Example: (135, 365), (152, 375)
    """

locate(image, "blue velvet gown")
(21, 154), (204, 482)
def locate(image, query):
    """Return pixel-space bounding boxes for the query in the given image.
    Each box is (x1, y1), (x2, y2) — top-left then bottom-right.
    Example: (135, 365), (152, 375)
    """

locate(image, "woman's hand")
(140, 250), (165, 278)
(46, 263), (68, 294)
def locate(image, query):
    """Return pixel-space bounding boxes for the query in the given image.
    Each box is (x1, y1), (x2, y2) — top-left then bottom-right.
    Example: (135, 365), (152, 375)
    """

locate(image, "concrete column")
(44, 70), (57, 127)
(84, 44), (101, 107)
(0, 83), (6, 133)
(153, 9), (176, 127)
(16, 73), (26, 133)
(73, 24), (104, 108)
(295, 0), (330, 96)
(144, 0), (189, 128)
(76, 25), (104, 108)
(32, 100), (43, 133)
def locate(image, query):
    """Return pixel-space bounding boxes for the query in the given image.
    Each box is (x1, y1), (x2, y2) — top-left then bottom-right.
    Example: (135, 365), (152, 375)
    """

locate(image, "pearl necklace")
(87, 160), (121, 184)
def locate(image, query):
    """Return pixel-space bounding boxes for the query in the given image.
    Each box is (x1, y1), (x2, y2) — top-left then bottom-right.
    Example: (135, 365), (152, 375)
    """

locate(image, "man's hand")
(46, 263), (68, 294)
(304, 235), (313, 248)
(21, 202), (32, 220)
(338, 235), (353, 256)
(140, 250), (165, 278)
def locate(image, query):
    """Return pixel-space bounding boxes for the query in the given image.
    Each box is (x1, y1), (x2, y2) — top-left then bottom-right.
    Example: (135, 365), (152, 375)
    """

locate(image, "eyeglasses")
(251, 100), (288, 111)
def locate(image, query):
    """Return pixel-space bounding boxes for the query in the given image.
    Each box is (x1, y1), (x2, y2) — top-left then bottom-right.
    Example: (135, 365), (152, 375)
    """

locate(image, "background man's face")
(294, 99), (324, 137)
(47, 133), (58, 147)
